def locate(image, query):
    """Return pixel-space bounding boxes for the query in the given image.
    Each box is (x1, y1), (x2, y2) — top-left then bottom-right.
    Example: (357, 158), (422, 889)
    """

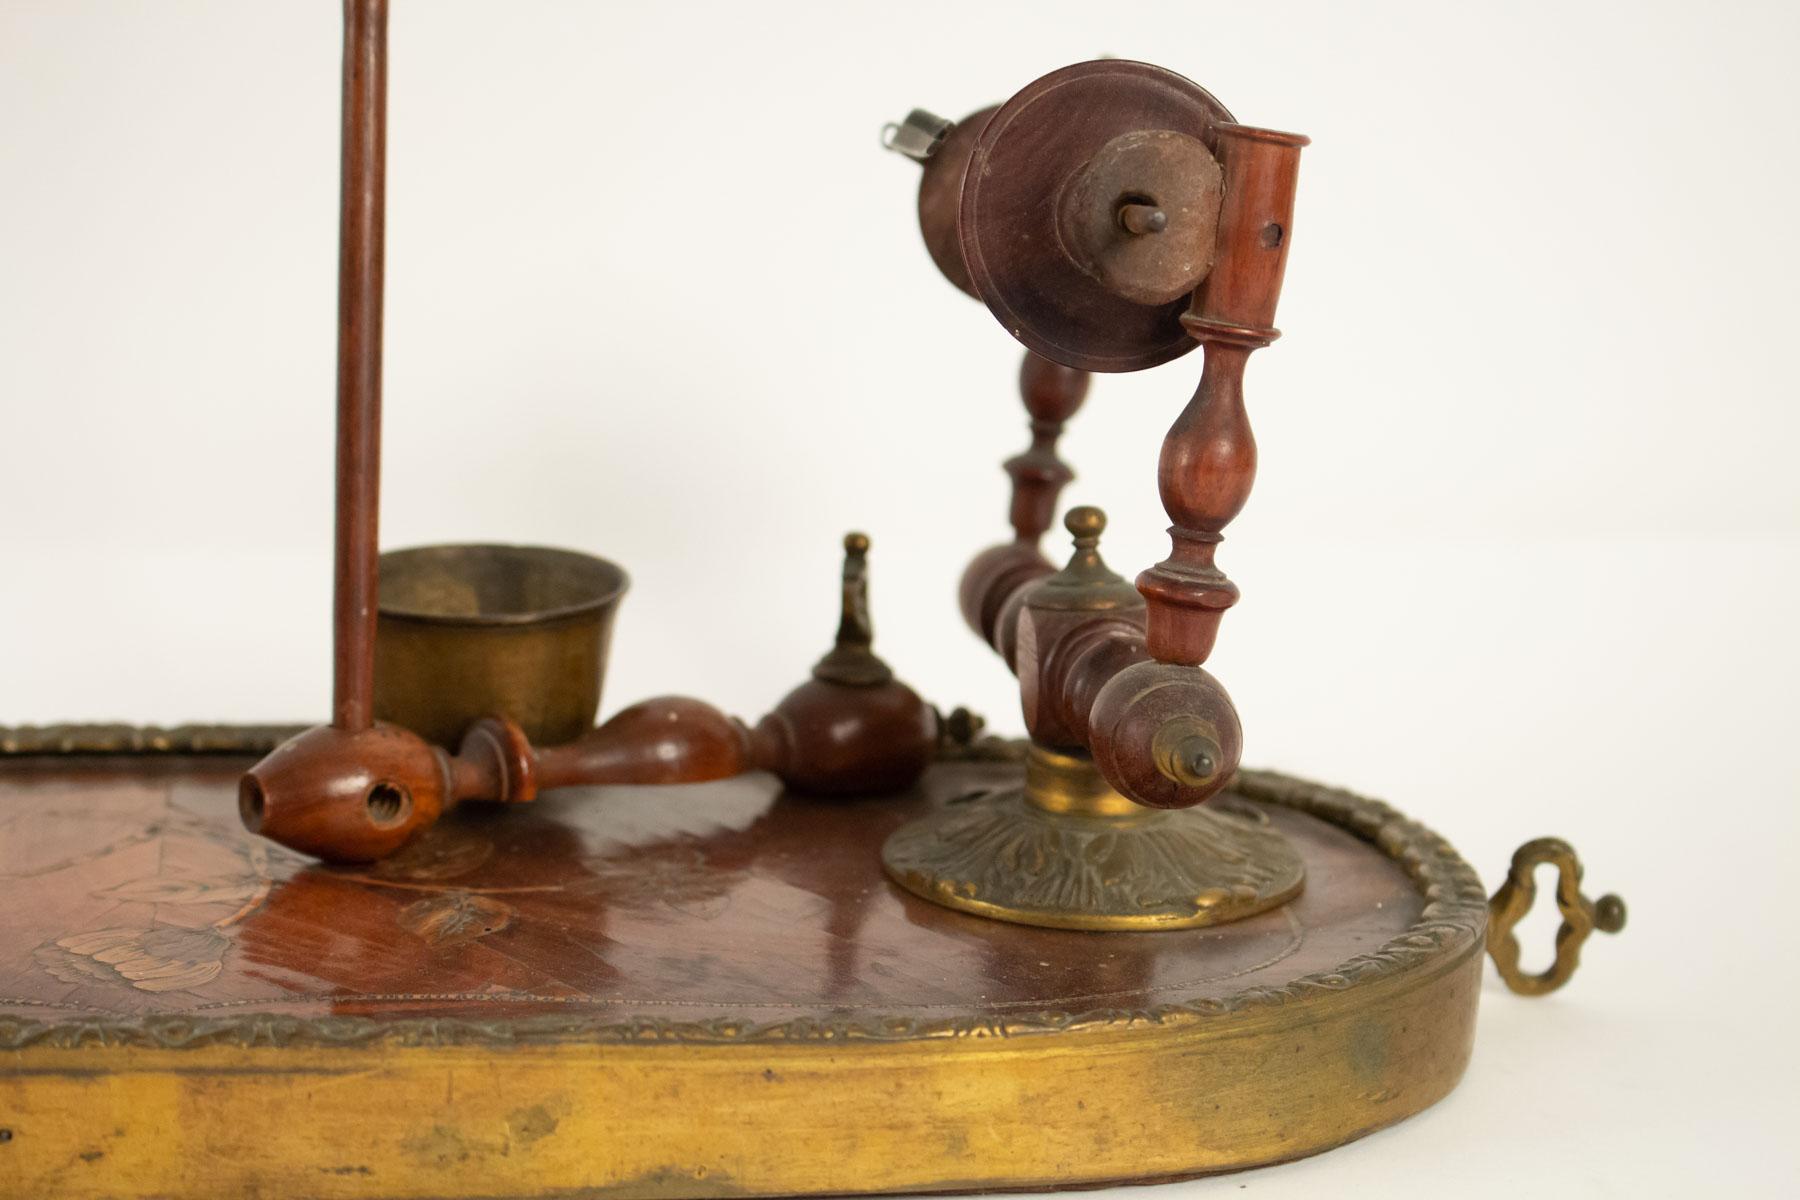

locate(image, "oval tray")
(0, 738), (1487, 1198)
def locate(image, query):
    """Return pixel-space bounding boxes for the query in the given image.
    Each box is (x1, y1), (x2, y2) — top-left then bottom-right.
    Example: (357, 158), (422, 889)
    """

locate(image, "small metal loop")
(1487, 837), (1626, 996)
(883, 108), (953, 162)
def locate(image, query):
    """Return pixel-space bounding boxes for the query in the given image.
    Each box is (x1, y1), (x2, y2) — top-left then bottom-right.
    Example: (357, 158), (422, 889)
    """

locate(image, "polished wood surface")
(0, 757), (1422, 1028)
(0, 753), (1491, 1199)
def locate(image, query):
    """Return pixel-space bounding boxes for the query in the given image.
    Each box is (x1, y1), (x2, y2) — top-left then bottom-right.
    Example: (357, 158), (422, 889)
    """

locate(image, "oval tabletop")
(0, 747), (1489, 1199)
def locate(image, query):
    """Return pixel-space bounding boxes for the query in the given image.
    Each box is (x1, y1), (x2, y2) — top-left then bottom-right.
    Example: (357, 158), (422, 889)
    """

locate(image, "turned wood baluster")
(1078, 124), (1304, 810)
(1006, 352), (1090, 546)
(1136, 125), (1307, 666)
(958, 352), (1090, 659)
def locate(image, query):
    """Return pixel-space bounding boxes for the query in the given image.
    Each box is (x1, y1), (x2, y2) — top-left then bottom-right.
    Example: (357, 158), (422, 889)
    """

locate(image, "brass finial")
(1026, 505), (1143, 613)
(812, 531), (894, 686)
(1065, 505), (1106, 553)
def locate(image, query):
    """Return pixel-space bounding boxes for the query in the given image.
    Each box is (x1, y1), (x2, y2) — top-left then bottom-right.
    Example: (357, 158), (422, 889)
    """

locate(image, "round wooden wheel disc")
(960, 60), (1234, 372)
(917, 105), (997, 298)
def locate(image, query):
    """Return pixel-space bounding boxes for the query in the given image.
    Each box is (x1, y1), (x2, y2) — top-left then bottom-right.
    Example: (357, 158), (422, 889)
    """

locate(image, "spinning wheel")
(961, 60), (1236, 371)
(0, 9), (1629, 1198)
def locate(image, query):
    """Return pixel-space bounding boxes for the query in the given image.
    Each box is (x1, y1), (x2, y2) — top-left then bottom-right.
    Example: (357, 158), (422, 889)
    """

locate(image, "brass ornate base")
(881, 746), (1305, 930)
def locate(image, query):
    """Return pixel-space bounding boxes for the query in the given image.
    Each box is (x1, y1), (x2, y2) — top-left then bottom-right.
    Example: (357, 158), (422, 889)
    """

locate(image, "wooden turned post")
(958, 353), (1090, 656)
(1005, 352), (1090, 545)
(332, 0), (387, 731)
(1136, 124), (1307, 666)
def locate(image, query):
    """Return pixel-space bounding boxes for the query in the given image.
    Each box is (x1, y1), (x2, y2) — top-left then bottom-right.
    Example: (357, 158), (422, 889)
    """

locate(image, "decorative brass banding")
(0, 724), (309, 756)
(1023, 744), (1142, 817)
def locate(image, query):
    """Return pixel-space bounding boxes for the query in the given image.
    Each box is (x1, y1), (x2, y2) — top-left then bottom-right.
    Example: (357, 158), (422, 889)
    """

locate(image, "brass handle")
(1488, 837), (1626, 996)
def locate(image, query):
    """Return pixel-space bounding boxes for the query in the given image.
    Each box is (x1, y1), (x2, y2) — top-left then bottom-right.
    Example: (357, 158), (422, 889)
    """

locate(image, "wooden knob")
(752, 678), (937, 796)
(1087, 660), (1242, 809)
(239, 723), (449, 864)
(535, 698), (754, 790)
(959, 351), (1091, 657)
(755, 532), (937, 795)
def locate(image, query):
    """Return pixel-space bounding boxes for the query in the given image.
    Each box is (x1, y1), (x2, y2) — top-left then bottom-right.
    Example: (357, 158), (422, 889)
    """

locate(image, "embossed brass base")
(881, 745), (1305, 929)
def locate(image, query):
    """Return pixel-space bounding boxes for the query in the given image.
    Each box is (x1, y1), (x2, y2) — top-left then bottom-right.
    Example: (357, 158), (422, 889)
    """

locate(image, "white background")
(3, 1), (1797, 1195)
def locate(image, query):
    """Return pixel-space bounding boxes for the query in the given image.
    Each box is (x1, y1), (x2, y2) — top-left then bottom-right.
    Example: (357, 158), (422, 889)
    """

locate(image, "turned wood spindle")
(1005, 352), (1090, 546)
(958, 353), (1090, 656)
(1137, 124), (1308, 667)
(238, 0), (459, 865)
(884, 101), (1093, 660)
(332, 0), (387, 731)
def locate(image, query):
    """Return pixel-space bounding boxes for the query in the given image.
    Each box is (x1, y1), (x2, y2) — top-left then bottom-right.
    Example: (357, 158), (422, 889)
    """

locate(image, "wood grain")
(0, 757), (1425, 1030)
(0, 754), (1490, 1198)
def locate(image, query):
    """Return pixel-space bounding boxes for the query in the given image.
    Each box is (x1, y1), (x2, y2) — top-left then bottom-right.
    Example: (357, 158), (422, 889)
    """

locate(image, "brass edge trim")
(0, 724), (1031, 763)
(0, 724), (311, 757)
(0, 751), (1487, 1050)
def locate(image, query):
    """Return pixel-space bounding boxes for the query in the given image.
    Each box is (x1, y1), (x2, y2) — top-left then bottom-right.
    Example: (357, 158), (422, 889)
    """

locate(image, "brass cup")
(374, 544), (629, 748)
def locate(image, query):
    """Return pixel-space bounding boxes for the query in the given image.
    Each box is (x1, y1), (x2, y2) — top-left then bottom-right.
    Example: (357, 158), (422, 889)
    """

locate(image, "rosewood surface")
(0, 757), (1422, 1030)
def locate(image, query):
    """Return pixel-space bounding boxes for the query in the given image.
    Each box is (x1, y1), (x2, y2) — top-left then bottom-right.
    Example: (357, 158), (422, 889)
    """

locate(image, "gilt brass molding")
(0, 724), (308, 757)
(0, 722), (1029, 763)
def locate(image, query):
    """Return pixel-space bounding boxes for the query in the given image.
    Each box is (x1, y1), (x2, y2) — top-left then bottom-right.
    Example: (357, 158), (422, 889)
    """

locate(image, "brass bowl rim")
(376, 542), (629, 629)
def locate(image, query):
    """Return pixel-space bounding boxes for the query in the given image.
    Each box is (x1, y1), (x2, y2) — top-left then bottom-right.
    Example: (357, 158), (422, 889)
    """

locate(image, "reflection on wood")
(398, 892), (515, 947)
(0, 756), (1444, 1040)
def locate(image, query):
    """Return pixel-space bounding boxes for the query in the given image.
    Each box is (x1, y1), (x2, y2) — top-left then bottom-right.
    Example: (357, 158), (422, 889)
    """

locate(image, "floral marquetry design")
(0, 747), (1490, 1050)
(398, 891), (516, 947)
(34, 926), (232, 994)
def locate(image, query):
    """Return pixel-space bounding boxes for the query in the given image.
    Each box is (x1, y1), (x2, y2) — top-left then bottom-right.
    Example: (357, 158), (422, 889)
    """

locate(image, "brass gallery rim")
(0, 733), (1490, 1050)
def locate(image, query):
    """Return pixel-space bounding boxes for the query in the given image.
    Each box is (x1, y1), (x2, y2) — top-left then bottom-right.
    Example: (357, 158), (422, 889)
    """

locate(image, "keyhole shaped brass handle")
(1488, 837), (1627, 996)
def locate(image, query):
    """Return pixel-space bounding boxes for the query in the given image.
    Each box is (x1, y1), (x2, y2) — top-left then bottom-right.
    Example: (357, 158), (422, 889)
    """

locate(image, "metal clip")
(1487, 837), (1626, 996)
(881, 108), (954, 162)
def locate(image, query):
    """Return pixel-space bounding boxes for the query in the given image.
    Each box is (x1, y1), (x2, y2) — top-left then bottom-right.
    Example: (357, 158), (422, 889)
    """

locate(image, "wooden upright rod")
(332, 0), (388, 731)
